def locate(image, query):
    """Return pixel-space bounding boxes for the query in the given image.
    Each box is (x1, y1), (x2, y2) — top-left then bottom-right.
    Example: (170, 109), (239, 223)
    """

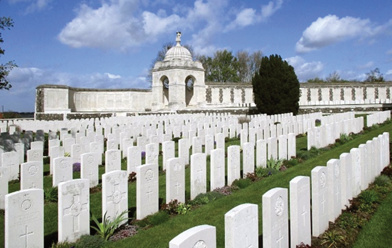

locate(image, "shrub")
(359, 190), (379, 205)
(91, 211), (129, 241)
(75, 235), (105, 248)
(45, 187), (58, 202)
(321, 229), (347, 248)
(381, 166), (392, 177)
(374, 175), (391, 187)
(190, 191), (224, 206)
(232, 178), (252, 189)
(266, 158), (283, 170)
(255, 167), (278, 178)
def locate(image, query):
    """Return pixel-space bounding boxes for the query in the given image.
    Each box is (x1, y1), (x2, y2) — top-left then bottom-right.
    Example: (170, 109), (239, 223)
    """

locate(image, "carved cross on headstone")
(20, 225), (34, 248)
(174, 181), (181, 195)
(301, 204), (308, 226)
(146, 187), (153, 202)
(276, 230), (284, 248)
(106, 175), (126, 216)
(63, 191), (88, 233)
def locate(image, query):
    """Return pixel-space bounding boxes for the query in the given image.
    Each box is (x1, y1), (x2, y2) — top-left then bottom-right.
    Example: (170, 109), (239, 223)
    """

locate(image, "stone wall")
(205, 82), (254, 107)
(299, 82), (392, 106)
(36, 82), (392, 120)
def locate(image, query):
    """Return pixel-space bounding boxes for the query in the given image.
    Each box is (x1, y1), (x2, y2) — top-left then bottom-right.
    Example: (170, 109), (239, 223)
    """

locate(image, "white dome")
(164, 32), (192, 62)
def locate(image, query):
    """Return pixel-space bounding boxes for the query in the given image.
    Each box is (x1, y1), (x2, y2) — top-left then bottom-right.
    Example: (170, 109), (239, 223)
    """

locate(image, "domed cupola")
(164, 32), (193, 62)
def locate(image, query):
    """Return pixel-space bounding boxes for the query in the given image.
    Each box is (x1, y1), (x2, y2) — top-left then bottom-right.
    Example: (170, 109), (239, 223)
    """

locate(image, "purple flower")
(141, 151), (146, 159)
(73, 162), (81, 172)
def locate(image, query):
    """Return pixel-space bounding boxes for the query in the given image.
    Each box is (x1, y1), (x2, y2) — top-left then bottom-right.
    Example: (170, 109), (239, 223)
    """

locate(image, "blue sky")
(1, 0), (392, 112)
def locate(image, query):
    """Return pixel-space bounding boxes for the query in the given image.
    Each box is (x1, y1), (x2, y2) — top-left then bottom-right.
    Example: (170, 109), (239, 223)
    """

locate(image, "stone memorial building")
(35, 32), (392, 120)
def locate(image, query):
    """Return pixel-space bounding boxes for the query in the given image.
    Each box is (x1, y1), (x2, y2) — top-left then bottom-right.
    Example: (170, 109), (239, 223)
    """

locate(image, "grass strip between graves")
(352, 190), (392, 248)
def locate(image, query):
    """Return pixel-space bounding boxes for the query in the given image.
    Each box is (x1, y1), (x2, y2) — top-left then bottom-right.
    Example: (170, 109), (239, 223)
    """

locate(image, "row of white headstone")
(1, 132), (298, 247)
(307, 116), (364, 149)
(367, 110), (391, 127)
(167, 132), (390, 248)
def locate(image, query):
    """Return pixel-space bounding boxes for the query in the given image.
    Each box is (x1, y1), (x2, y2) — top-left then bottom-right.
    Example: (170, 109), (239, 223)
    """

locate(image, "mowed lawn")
(0, 121), (391, 247)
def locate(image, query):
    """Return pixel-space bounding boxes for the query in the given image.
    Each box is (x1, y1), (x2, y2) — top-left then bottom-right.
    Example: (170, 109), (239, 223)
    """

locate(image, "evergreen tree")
(252, 54), (300, 115)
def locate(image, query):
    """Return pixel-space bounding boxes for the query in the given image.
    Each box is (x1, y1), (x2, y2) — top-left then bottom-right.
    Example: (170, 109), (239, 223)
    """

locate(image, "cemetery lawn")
(0, 121), (391, 247)
(353, 190), (392, 248)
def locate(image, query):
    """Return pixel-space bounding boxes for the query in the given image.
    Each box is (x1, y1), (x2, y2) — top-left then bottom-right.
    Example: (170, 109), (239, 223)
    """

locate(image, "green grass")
(353, 190), (392, 248)
(1, 121), (391, 247)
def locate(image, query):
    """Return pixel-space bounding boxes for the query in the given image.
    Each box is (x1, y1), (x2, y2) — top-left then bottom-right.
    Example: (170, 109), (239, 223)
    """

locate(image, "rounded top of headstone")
(164, 32), (192, 62)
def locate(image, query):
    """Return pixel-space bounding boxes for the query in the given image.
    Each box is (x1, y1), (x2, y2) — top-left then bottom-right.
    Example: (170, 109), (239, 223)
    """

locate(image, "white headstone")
(178, 138), (190, 166)
(242, 142), (255, 177)
(350, 148), (362, 197)
(311, 166), (329, 237)
(49, 146), (64, 175)
(105, 149), (121, 173)
(30, 141), (44, 151)
(225, 203), (258, 248)
(0, 167), (9, 209)
(81, 152), (99, 188)
(127, 146), (141, 174)
(21, 161), (43, 190)
(192, 136), (203, 154)
(53, 157), (73, 187)
(58, 179), (90, 243)
(267, 137), (277, 160)
(287, 133), (296, 159)
(1, 151), (19, 181)
(210, 148), (225, 190)
(27, 149), (43, 163)
(339, 153), (352, 209)
(14, 142), (25, 165)
(204, 134), (214, 156)
(290, 176), (311, 247)
(89, 141), (103, 165)
(169, 225), (216, 248)
(215, 133), (225, 150)
(190, 153), (207, 200)
(162, 141), (175, 171)
(166, 157), (185, 203)
(262, 187), (288, 248)
(5, 188), (44, 248)
(227, 145), (240, 186)
(278, 135), (288, 160)
(136, 163), (159, 219)
(102, 170), (128, 223)
(327, 159), (341, 222)
(256, 139), (267, 168)
(71, 143), (82, 164)
(145, 143), (159, 166)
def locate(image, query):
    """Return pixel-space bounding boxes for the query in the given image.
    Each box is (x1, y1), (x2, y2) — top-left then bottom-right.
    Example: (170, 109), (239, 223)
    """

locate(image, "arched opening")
(185, 75), (195, 106)
(161, 76), (169, 105)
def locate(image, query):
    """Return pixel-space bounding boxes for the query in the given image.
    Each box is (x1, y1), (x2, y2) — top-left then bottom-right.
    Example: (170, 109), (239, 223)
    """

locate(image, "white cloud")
(58, 0), (284, 54)
(285, 56), (324, 82)
(386, 70), (392, 81)
(224, 8), (258, 32)
(224, 0), (283, 32)
(296, 15), (392, 53)
(261, 0), (283, 21)
(8, 0), (52, 13)
(358, 61), (374, 70)
(142, 11), (182, 37)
